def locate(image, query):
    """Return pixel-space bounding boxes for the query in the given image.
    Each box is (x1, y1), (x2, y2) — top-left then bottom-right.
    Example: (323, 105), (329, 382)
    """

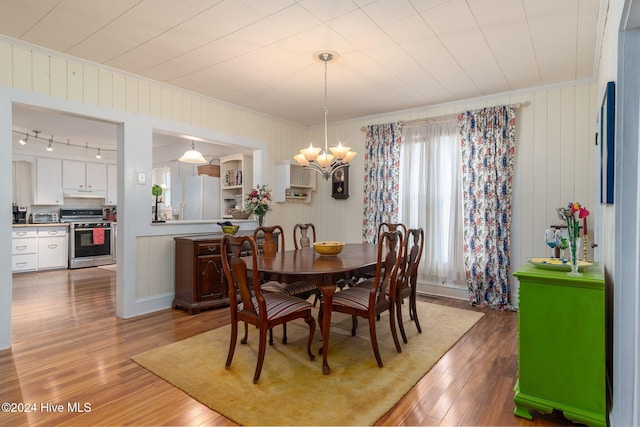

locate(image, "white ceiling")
(5, 0), (606, 151)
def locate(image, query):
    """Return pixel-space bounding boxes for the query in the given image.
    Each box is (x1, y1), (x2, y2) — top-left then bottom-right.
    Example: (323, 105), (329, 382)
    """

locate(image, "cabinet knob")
(48, 244), (58, 249)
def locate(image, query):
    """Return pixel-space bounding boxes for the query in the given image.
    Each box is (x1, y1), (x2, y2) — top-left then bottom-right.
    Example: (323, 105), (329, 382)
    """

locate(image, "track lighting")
(12, 129), (115, 156)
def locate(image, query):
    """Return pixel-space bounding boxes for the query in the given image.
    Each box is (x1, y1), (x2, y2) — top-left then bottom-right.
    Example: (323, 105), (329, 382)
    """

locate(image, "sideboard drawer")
(196, 242), (220, 256)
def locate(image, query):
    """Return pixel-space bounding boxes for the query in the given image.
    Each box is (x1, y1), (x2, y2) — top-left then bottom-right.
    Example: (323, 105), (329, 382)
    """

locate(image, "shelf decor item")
(245, 184), (272, 226)
(229, 209), (251, 219)
(557, 202), (590, 276)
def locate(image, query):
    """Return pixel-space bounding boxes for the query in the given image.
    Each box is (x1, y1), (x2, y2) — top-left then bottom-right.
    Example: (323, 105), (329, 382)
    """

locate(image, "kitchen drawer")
(12, 229), (37, 239)
(196, 242), (221, 256)
(12, 238), (38, 255)
(38, 226), (67, 237)
(12, 254), (37, 272)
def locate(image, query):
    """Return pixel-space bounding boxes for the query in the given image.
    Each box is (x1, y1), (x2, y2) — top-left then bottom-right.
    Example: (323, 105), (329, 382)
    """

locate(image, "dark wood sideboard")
(173, 231), (277, 314)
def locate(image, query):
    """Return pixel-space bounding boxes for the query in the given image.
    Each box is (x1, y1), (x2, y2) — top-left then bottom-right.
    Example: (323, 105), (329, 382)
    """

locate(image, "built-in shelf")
(219, 154), (252, 217)
(274, 161), (315, 203)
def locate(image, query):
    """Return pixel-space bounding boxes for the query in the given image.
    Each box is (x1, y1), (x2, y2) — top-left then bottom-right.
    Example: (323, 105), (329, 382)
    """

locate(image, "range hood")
(63, 189), (107, 199)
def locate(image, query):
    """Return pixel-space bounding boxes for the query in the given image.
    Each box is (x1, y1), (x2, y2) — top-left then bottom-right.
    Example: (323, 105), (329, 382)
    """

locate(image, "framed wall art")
(600, 81), (615, 205)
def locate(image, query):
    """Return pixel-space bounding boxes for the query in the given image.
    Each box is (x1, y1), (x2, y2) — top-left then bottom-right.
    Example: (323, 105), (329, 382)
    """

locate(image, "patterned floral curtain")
(458, 106), (516, 309)
(362, 123), (402, 243)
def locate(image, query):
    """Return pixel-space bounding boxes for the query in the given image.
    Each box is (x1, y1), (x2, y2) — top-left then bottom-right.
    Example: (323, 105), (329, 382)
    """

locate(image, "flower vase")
(567, 237), (582, 276)
(258, 215), (265, 227)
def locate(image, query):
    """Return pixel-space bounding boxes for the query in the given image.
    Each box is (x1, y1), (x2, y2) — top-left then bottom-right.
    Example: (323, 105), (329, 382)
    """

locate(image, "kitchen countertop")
(12, 223), (70, 228)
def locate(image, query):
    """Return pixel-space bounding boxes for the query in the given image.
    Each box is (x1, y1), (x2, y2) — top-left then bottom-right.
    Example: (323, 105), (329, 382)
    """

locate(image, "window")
(399, 120), (465, 287)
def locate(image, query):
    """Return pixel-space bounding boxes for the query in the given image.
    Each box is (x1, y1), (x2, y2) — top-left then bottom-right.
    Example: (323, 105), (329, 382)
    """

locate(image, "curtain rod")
(360, 101), (529, 132)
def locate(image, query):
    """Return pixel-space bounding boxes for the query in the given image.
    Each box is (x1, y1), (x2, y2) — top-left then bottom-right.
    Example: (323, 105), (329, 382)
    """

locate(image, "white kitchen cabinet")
(37, 226), (68, 270)
(12, 228), (38, 272)
(34, 157), (63, 205)
(220, 154), (253, 218)
(274, 161), (315, 203)
(107, 164), (117, 205)
(63, 160), (107, 191)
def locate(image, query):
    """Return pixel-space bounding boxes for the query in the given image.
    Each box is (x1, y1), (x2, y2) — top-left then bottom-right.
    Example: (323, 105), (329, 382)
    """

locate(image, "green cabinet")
(513, 263), (606, 427)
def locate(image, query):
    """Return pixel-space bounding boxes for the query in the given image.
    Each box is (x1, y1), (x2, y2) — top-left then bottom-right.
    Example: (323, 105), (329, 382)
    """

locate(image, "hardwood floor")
(2, 267), (575, 426)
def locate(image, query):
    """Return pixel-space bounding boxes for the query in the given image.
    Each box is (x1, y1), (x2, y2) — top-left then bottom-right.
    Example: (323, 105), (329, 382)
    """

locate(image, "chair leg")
(304, 313), (316, 361)
(396, 298), (408, 344)
(411, 293), (422, 333)
(226, 321), (238, 369)
(253, 325), (269, 384)
(351, 315), (358, 336)
(282, 323), (288, 344)
(368, 314), (383, 368)
(388, 304), (402, 353)
(269, 328), (274, 345)
(241, 321), (249, 344)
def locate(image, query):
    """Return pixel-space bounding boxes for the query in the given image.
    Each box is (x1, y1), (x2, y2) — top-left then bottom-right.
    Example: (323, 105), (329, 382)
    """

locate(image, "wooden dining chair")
(329, 229), (403, 368)
(293, 223), (317, 249)
(395, 228), (424, 343)
(354, 222), (407, 285)
(221, 234), (316, 384)
(254, 225), (318, 344)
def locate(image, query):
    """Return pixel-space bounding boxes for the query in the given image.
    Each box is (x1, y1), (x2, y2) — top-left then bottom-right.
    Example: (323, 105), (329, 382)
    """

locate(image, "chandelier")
(294, 52), (356, 180)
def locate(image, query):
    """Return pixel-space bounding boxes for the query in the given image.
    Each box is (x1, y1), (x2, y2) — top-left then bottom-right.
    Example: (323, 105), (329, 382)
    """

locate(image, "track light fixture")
(12, 129), (115, 156)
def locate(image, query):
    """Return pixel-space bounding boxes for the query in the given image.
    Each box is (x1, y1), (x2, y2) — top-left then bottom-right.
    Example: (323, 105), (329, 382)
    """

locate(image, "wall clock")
(332, 166), (349, 199)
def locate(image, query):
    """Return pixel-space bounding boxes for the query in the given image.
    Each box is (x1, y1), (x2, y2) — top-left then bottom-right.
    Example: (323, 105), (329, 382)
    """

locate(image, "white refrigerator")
(181, 175), (220, 220)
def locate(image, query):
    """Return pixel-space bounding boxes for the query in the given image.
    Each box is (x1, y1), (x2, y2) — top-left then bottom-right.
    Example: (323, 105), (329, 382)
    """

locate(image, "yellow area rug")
(133, 302), (483, 426)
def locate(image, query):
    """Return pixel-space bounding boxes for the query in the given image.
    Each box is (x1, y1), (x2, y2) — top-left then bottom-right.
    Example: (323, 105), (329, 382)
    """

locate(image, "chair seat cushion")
(332, 286), (372, 311)
(240, 293), (313, 321)
(261, 280), (317, 296)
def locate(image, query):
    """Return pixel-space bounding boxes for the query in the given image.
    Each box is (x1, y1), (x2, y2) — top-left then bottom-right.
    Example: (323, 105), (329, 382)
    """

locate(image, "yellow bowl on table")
(221, 225), (239, 235)
(313, 241), (345, 256)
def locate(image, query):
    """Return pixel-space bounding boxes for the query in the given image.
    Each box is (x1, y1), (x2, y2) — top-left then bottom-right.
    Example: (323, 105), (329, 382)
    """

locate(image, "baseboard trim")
(417, 281), (468, 301)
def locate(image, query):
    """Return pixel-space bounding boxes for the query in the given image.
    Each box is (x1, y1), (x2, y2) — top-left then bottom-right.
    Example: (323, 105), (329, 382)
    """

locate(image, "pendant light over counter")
(178, 140), (207, 164)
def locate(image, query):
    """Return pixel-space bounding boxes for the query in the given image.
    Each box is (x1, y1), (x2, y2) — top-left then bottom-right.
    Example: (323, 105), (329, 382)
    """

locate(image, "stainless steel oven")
(61, 208), (114, 269)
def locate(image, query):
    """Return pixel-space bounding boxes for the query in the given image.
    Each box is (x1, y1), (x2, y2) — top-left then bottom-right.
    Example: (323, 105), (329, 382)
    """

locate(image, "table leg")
(317, 283), (336, 375)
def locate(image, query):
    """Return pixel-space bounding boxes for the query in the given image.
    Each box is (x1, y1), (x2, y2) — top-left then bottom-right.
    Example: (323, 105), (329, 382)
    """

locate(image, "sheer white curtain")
(399, 119), (465, 286)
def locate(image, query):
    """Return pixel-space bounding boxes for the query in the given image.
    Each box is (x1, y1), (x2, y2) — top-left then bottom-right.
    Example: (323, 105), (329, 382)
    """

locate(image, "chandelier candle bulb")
(300, 144), (322, 161)
(316, 153), (334, 167)
(294, 154), (309, 166)
(329, 143), (350, 160)
(342, 151), (357, 163)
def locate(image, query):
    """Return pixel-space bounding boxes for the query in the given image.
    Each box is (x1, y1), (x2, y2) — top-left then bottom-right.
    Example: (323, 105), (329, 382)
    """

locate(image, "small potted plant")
(152, 184), (164, 223)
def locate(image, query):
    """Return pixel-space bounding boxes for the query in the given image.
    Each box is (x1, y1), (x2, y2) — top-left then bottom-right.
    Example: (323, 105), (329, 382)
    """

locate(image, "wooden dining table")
(248, 242), (378, 375)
